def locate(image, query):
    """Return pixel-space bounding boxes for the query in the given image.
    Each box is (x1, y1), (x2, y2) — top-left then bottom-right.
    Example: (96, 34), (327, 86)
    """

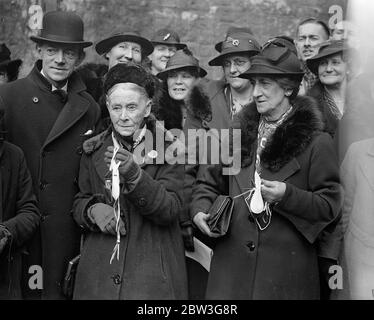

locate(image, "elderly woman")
(72, 64), (187, 300)
(156, 48), (212, 299)
(307, 40), (354, 138)
(191, 41), (342, 299)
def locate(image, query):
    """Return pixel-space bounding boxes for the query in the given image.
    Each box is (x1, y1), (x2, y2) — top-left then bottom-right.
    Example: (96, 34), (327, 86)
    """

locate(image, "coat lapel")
(261, 157), (300, 182)
(359, 140), (374, 192)
(43, 92), (89, 148)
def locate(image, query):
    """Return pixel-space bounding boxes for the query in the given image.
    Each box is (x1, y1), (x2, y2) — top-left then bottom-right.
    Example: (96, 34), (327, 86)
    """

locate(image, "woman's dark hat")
(209, 27), (260, 66)
(150, 28), (186, 50)
(0, 43), (22, 71)
(157, 49), (207, 79)
(239, 40), (304, 79)
(104, 64), (156, 99)
(95, 31), (154, 56)
(30, 11), (92, 47)
(306, 39), (355, 75)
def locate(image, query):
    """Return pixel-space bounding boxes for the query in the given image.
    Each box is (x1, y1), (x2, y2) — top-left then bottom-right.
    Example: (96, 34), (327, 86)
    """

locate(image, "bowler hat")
(95, 31), (154, 57)
(239, 41), (304, 79)
(30, 11), (92, 47)
(0, 43), (22, 72)
(151, 28), (186, 50)
(209, 27), (260, 66)
(306, 39), (355, 75)
(157, 48), (207, 79)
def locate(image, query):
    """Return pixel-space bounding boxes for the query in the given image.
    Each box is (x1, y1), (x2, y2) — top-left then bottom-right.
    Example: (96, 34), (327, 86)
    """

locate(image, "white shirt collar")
(40, 69), (68, 92)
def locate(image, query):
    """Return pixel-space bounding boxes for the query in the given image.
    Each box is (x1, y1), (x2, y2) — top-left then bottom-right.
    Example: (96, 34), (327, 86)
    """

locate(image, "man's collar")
(40, 69), (68, 92)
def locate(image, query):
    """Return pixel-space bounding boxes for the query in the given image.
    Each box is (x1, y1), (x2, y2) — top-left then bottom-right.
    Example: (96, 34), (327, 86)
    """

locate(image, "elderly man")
(148, 28), (186, 75)
(0, 10), (101, 299)
(204, 27), (260, 130)
(295, 17), (330, 95)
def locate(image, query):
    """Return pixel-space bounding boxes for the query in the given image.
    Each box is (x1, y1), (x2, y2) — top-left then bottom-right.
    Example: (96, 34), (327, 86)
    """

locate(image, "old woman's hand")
(104, 146), (141, 182)
(260, 179), (286, 204)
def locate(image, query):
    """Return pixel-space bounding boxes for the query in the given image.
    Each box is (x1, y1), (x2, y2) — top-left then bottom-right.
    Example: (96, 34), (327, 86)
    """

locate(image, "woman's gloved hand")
(104, 146), (141, 182)
(88, 203), (126, 236)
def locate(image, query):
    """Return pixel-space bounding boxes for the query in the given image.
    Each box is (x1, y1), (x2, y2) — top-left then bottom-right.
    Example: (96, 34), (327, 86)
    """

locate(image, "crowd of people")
(0, 9), (372, 300)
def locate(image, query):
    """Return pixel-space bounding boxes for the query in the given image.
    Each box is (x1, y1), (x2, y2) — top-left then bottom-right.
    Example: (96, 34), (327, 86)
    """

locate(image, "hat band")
(38, 32), (85, 43)
(250, 62), (302, 74)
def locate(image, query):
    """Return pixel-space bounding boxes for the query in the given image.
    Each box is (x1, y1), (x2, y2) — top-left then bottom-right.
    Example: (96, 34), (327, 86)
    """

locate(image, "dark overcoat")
(191, 96), (342, 299)
(0, 142), (40, 299)
(0, 61), (101, 299)
(72, 119), (188, 300)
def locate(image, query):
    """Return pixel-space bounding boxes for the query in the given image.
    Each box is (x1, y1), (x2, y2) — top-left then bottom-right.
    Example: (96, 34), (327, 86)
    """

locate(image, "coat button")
(39, 181), (47, 190)
(32, 97), (39, 103)
(247, 241), (256, 251)
(112, 274), (122, 285)
(138, 197), (147, 207)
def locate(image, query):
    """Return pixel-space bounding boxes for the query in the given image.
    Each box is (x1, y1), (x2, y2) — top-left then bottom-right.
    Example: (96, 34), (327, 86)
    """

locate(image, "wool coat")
(0, 142), (40, 299)
(0, 61), (101, 299)
(72, 118), (188, 300)
(191, 96), (342, 299)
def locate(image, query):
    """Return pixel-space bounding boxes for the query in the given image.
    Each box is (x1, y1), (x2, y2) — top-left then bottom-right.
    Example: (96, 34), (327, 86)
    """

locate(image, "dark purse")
(62, 234), (84, 299)
(207, 195), (234, 237)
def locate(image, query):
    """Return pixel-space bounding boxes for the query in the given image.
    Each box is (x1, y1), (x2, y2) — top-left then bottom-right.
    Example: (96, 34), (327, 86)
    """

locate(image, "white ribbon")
(109, 132), (122, 264)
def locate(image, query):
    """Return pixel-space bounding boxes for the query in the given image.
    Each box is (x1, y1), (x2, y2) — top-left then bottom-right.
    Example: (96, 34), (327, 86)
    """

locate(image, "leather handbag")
(207, 195), (234, 236)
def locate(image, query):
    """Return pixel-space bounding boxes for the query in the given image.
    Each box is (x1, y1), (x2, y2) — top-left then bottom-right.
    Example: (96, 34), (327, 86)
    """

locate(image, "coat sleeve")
(190, 163), (229, 219)
(124, 163), (184, 226)
(275, 133), (342, 244)
(72, 154), (104, 231)
(2, 148), (40, 248)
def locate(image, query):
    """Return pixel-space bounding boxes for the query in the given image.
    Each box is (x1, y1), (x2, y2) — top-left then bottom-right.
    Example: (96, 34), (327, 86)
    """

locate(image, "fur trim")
(152, 82), (212, 130)
(236, 95), (323, 171)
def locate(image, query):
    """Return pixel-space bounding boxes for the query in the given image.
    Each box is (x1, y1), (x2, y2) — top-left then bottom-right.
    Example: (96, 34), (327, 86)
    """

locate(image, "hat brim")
(0, 59), (22, 70)
(151, 41), (186, 50)
(208, 48), (259, 66)
(95, 34), (154, 56)
(239, 64), (304, 78)
(157, 64), (207, 80)
(306, 47), (353, 75)
(30, 36), (92, 48)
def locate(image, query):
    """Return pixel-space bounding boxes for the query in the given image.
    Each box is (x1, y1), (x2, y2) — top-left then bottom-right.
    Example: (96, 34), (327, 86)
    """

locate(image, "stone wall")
(0, 0), (347, 79)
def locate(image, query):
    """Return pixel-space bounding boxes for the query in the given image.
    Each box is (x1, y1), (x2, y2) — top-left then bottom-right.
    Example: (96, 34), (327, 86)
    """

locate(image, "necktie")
(53, 89), (68, 104)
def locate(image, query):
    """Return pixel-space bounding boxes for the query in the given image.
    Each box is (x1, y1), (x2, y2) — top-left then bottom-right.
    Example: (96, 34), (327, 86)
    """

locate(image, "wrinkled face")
(252, 76), (289, 120)
(149, 44), (177, 74)
(222, 53), (252, 91)
(318, 53), (348, 87)
(296, 23), (329, 61)
(0, 69), (9, 84)
(106, 83), (151, 137)
(38, 43), (82, 87)
(167, 68), (198, 101)
(106, 41), (142, 69)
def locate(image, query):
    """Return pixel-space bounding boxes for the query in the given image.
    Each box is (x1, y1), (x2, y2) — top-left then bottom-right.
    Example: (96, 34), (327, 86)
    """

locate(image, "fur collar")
(235, 95), (323, 171)
(152, 82), (212, 130)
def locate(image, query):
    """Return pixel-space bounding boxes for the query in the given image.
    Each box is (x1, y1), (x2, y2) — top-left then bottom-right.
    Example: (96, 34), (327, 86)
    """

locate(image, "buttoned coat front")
(0, 61), (101, 299)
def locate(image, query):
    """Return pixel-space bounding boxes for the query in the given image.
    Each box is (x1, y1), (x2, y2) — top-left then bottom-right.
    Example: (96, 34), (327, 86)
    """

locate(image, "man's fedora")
(30, 11), (92, 47)
(209, 27), (260, 66)
(306, 39), (356, 75)
(95, 31), (154, 57)
(150, 28), (186, 50)
(0, 43), (22, 71)
(157, 49), (207, 80)
(239, 41), (304, 79)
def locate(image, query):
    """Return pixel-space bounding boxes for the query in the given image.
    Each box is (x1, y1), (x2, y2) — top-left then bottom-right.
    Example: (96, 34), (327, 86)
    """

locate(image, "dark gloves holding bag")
(104, 146), (141, 183)
(0, 225), (12, 255)
(87, 203), (126, 236)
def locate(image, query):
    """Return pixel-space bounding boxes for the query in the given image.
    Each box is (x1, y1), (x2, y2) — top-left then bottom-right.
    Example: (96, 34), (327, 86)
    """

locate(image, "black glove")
(104, 146), (140, 182)
(181, 223), (194, 252)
